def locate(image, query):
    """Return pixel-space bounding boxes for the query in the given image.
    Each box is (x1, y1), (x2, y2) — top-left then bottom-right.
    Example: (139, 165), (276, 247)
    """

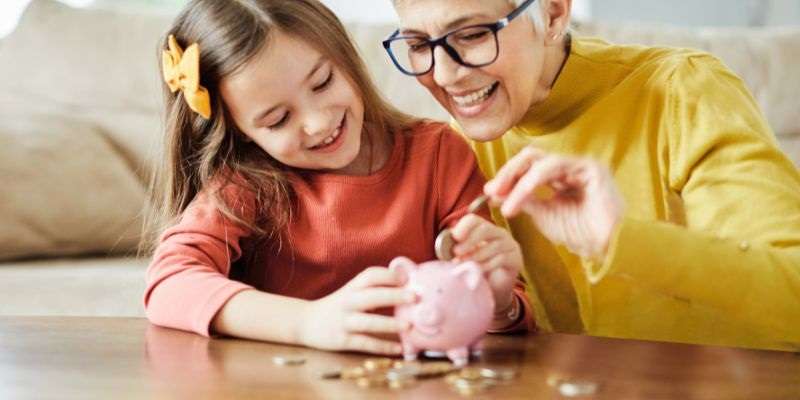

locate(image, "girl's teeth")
(452, 83), (495, 106)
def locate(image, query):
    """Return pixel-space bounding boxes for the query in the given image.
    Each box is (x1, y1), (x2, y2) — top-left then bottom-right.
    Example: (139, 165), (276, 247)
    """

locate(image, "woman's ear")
(543, 0), (572, 46)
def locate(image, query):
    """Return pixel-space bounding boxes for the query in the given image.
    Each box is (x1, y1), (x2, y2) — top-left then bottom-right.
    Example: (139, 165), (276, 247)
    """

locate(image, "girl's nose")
(302, 109), (334, 138)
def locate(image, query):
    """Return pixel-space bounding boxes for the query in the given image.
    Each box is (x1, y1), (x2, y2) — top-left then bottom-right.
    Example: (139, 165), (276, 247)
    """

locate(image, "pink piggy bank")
(389, 257), (494, 366)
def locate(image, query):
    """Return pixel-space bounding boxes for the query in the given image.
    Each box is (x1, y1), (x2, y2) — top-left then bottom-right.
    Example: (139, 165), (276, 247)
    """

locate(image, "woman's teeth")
(452, 83), (497, 107)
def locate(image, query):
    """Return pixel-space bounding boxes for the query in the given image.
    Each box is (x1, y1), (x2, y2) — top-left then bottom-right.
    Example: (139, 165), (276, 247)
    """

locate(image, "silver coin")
(272, 355), (306, 366)
(557, 380), (599, 397)
(468, 194), (490, 214)
(434, 229), (455, 261)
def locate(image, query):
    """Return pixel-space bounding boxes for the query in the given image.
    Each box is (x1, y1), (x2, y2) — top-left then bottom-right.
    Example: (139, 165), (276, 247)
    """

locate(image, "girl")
(143, 0), (533, 356)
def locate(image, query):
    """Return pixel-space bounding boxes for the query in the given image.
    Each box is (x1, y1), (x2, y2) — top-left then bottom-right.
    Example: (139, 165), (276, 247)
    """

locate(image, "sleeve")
(143, 185), (258, 337)
(434, 124), (537, 333)
(590, 54), (800, 344)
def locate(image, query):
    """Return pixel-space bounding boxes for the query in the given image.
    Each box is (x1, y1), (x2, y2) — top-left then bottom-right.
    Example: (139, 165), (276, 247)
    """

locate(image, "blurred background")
(3, 0), (800, 37)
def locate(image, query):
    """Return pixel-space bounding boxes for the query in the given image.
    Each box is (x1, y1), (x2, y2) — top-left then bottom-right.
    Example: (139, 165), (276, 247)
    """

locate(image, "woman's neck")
(532, 35), (571, 106)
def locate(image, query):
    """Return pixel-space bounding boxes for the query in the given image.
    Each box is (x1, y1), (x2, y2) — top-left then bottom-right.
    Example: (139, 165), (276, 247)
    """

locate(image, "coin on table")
(434, 228), (455, 261)
(356, 375), (388, 388)
(363, 358), (394, 371)
(340, 366), (367, 379)
(479, 367), (517, 381)
(417, 361), (457, 378)
(557, 380), (599, 397)
(450, 377), (494, 395)
(386, 367), (418, 389)
(272, 355), (306, 366)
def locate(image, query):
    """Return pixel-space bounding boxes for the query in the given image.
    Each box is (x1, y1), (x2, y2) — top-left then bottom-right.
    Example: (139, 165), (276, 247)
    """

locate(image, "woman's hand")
(299, 267), (415, 355)
(450, 214), (522, 314)
(485, 146), (625, 260)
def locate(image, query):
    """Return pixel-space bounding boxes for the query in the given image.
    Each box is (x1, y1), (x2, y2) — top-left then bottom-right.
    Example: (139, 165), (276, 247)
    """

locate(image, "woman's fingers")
(343, 334), (403, 355)
(484, 146), (546, 200)
(451, 215), (504, 255)
(501, 156), (575, 217)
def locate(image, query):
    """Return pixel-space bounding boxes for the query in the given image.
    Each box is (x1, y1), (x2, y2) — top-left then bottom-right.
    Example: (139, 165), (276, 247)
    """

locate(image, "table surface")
(1, 317), (798, 399)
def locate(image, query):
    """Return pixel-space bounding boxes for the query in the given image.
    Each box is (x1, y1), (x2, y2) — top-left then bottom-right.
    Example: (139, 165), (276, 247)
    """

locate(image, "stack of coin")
(322, 358), (518, 394)
(444, 367), (518, 395)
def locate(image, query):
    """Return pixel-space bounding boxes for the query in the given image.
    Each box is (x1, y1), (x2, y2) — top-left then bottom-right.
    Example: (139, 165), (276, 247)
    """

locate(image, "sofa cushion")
(0, 114), (145, 261)
(0, 0), (171, 181)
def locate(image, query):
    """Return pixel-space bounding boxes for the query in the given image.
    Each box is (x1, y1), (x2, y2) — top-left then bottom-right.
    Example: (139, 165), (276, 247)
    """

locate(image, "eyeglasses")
(383, 0), (537, 76)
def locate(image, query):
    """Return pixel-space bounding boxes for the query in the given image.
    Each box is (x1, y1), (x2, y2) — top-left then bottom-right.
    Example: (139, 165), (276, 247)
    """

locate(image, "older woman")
(385, 0), (800, 350)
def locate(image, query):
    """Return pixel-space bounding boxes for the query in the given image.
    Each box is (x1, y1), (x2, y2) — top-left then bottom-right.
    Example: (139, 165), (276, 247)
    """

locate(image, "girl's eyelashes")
(268, 112), (290, 129)
(313, 70), (334, 92)
(265, 67), (333, 130)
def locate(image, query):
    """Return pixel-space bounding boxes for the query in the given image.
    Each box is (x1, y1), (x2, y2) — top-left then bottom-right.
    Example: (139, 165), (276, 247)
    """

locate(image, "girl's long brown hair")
(141, 0), (416, 255)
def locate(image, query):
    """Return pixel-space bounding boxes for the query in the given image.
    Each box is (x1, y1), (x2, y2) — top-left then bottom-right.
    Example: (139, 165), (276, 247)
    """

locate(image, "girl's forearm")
(210, 289), (310, 345)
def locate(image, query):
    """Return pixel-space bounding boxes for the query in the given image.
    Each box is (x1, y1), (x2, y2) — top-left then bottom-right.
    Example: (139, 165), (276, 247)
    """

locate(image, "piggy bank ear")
(452, 261), (483, 290)
(389, 256), (416, 285)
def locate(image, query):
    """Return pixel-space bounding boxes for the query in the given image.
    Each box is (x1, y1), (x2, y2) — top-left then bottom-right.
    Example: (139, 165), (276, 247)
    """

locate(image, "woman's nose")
(432, 46), (463, 87)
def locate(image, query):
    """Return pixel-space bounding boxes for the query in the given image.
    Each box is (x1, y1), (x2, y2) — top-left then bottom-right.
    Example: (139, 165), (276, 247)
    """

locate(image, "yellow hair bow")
(162, 34), (212, 119)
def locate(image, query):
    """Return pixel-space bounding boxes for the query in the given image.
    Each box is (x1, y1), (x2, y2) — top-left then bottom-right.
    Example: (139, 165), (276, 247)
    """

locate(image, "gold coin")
(479, 367), (517, 381)
(388, 378), (416, 390)
(434, 229), (455, 261)
(418, 361), (457, 378)
(450, 378), (493, 395)
(363, 358), (393, 371)
(272, 356), (306, 366)
(356, 375), (388, 388)
(341, 366), (367, 379)
(456, 367), (484, 380)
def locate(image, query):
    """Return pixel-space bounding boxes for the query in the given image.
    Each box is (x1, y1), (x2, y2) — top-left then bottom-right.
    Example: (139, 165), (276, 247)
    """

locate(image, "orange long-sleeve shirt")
(144, 122), (532, 336)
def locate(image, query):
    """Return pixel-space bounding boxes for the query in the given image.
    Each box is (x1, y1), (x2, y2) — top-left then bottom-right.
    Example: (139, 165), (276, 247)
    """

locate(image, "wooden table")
(1, 317), (798, 399)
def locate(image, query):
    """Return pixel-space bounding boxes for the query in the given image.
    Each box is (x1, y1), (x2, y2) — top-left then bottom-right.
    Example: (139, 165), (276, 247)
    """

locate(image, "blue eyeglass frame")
(383, 0), (538, 76)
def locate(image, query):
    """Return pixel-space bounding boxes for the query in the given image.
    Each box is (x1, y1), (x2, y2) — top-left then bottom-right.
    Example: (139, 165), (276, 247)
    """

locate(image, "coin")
(363, 358), (393, 371)
(356, 375), (388, 388)
(468, 194), (490, 214)
(320, 370), (342, 379)
(434, 228), (455, 261)
(557, 380), (599, 397)
(417, 361), (457, 378)
(340, 366), (367, 379)
(449, 377), (494, 395)
(478, 367), (517, 381)
(272, 355), (306, 366)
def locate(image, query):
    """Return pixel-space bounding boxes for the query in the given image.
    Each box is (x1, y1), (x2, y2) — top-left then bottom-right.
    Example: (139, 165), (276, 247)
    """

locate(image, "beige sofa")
(1, 0), (798, 318)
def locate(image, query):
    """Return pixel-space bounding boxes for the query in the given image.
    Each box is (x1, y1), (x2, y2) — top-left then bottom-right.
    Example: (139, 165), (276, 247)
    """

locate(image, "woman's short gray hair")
(507, 0), (546, 30)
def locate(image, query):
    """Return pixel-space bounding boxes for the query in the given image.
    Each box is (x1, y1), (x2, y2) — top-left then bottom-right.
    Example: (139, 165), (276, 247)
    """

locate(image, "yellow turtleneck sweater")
(465, 36), (800, 351)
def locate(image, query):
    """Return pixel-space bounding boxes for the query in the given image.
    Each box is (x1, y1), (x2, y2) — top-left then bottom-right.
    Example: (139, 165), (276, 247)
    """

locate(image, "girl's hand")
(485, 146), (625, 260)
(450, 214), (522, 314)
(299, 267), (415, 355)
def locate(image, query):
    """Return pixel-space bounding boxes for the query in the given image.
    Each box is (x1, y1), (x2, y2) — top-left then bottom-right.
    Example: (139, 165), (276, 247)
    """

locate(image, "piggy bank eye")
(436, 288), (443, 295)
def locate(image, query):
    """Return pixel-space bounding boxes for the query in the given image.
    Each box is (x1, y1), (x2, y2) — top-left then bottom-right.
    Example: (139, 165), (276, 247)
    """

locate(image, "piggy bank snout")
(413, 304), (443, 327)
